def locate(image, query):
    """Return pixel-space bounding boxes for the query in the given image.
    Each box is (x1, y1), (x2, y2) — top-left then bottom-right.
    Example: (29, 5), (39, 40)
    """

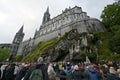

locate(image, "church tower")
(11, 25), (25, 56)
(42, 7), (51, 24)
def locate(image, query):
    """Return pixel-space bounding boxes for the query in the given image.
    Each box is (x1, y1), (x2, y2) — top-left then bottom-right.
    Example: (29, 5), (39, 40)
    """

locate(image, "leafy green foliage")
(88, 29), (120, 60)
(109, 25), (120, 53)
(92, 31), (120, 60)
(0, 48), (11, 61)
(98, 0), (120, 60)
(101, 1), (120, 29)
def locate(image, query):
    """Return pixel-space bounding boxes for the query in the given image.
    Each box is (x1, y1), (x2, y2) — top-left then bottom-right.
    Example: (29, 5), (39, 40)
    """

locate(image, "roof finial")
(21, 22), (24, 27)
(46, 6), (49, 13)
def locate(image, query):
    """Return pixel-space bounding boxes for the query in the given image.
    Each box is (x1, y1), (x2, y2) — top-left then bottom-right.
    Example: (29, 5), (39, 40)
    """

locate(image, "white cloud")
(0, 12), (8, 23)
(0, 0), (115, 43)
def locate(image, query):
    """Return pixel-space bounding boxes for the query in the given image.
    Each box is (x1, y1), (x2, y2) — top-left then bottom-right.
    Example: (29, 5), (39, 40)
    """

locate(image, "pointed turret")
(18, 25), (24, 33)
(11, 25), (25, 56)
(46, 7), (49, 13)
(42, 7), (51, 24)
(12, 25), (24, 44)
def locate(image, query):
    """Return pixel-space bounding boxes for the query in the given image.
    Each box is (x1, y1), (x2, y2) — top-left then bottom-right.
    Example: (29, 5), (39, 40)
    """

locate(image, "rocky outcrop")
(40, 29), (94, 62)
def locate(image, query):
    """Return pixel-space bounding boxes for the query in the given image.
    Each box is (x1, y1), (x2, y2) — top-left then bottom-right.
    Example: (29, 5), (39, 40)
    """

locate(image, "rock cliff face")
(21, 29), (104, 62)
(39, 29), (95, 62)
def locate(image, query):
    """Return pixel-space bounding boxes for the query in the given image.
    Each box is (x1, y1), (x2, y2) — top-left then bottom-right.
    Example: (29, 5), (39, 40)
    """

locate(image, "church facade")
(15, 6), (105, 56)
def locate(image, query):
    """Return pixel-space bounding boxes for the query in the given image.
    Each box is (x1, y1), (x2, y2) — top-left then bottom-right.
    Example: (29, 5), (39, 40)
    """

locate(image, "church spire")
(13, 25), (24, 44)
(18, 25), (24, 33)
(46, 6), (49, 13)
(42, 7), (50, 24)
(11, 25), (25, 56)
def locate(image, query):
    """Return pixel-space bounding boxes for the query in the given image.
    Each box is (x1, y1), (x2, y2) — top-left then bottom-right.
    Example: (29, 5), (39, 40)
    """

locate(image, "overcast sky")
(0, 0), (115, 43)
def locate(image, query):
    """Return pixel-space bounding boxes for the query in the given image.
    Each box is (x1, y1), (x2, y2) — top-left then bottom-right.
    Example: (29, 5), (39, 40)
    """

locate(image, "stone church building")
(11, 6), (105, 56)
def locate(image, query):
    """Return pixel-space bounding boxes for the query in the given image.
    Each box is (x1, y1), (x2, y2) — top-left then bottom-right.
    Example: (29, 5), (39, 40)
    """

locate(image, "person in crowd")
(70, 62), (75, 73)
(16, 63), (29, 80)
(14, 62), (19, 80)
(117, 66), (120, 78)
(59, 62), (63, 71)
(4, 63), (15, 80)
(60, 67), (66, 80)
(71, 65), (84, 80)
(0, 62), (8, 80)
(48, 63), (56, 80)
(0, 62), (2, 79)
(79, 64), (88, 80)
(106, 66), (120, 80)
(64, 64), (72, 80)
(23, 57), (49, 80)
(99, 65), (107, 80)
(54, 62), (60, 75)
(87, 65), (101, 80)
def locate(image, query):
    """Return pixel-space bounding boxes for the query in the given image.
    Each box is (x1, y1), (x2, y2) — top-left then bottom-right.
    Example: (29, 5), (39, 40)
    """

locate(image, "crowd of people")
(0, 59), (120, 80)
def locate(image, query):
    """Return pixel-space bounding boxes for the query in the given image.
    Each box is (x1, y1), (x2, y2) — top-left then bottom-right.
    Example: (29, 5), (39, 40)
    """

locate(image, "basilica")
(9, 6), (105, 56)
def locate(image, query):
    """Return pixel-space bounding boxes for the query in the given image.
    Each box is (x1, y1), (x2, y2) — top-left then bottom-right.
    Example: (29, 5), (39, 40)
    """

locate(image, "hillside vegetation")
(22, 38), (59, 62)
(0, 48), (11, 61)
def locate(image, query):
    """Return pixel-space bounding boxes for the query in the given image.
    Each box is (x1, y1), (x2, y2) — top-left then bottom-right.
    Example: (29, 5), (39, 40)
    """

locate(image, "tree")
(109, 25), (120, 54)
(101, 1), (120, 29)
(101, 0), (120, 54)
(0, 48), (11, 61)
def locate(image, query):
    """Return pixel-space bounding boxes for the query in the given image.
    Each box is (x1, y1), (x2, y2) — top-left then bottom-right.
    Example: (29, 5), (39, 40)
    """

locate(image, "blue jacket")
(87, 68), (100, 80)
